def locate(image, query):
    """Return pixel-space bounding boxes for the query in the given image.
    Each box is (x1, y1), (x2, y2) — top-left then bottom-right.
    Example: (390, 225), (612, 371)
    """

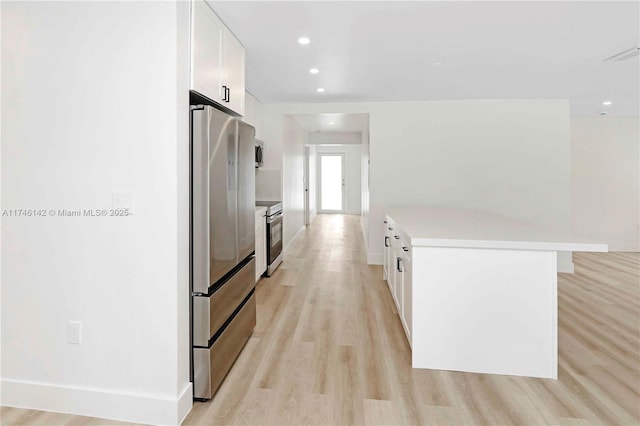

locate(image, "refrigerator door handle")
(191, 107), (211, 295)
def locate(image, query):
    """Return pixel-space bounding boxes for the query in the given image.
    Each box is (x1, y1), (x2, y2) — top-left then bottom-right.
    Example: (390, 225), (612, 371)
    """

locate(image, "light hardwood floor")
(3, 214), (639, 425)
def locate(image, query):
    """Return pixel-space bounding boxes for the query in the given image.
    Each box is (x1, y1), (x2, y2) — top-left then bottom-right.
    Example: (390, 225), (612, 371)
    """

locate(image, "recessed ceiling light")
(602, 101), (612, 106)
(298, 37), (310, 45)
(316, 88), (325, 93)
(309, 68), (319, 74)
(329, 122), (335, 125)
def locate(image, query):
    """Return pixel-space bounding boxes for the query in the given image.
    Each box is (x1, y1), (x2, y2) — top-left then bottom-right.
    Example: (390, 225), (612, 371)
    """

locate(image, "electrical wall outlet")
(68, 321), (82, 344)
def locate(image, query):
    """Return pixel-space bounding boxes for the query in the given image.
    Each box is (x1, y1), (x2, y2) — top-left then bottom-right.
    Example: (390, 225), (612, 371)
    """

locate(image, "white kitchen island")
(383, 206), (607, 379)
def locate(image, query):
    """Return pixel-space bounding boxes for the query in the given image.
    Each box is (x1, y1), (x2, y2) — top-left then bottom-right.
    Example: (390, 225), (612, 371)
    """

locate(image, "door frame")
(317, 152), (346, 214)
(303, 146), (310, 225)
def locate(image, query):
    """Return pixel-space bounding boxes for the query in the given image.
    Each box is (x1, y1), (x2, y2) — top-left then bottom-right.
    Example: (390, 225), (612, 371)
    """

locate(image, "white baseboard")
(283, 226), (306, 257)
(177, 383), (194, 424)
(0, 378), (193, 426)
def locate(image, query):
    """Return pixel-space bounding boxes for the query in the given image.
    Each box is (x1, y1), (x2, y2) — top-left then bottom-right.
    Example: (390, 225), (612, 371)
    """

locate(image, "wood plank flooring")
(3, 214), (639, 425)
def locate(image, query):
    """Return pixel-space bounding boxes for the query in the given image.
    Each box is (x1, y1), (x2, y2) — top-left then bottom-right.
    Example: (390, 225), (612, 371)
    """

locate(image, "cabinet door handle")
(388, 227), (393, 231)
(227, 87), (231, 102)
(383, 220), (388, 224)
(384, 236), (389, 247)
(397, 257), (403, 272)
(402, 247), (409, 252)
(222, 85), (229, 102)
(394, 235), (400, 239)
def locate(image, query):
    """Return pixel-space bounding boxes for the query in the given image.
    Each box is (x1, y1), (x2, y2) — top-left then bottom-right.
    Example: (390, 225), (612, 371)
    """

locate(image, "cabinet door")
(385, 225), (395, 293)
(392, 244), (403, 312)
(402, 254), (412, 345)
(259, 218), (266, 276)
(255, 212), (266, 282)
(254, 214), (261, 282)
(383, 222), (389, 280)
(191, 1), (223, 103)
(222, 29), (246, 115)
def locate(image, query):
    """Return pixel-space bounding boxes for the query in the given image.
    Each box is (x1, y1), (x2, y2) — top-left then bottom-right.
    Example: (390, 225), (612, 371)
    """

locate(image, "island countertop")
(384, 206), (608, 252)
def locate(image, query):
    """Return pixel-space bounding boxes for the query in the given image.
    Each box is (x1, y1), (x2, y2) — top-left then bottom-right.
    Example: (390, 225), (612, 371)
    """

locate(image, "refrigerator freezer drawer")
(193, 257), (255, 347)
(193, 292), (256, 399)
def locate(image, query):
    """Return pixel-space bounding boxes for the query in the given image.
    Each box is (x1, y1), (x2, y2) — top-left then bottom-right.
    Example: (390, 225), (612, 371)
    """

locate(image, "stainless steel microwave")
(255, 140), (263, 168)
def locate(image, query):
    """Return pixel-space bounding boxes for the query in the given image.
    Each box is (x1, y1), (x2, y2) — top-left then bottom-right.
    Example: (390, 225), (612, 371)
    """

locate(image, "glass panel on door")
(319, 154), (344, 212)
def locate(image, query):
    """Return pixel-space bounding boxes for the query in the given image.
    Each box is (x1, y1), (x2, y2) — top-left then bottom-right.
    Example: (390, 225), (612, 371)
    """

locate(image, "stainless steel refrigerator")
(190, 104), (256, 400)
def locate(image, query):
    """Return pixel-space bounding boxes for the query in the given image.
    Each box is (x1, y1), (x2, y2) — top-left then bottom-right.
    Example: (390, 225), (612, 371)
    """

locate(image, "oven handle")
(267, 211), (283, 223)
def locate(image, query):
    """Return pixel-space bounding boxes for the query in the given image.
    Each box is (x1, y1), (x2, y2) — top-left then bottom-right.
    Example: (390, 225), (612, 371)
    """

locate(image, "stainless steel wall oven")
(256, 201), (283, 276)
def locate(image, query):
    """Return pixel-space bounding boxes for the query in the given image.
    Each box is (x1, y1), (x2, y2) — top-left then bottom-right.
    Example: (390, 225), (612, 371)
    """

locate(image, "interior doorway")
(318, 153), (345, 213)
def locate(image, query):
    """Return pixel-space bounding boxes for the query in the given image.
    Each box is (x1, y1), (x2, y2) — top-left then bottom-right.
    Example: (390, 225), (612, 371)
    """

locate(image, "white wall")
(262, 107), (284, 170)
(571, 118), (640, 251)
(282, 116), (306, 252)
(246, 92), (284, 202)
(262, 100), (571, 265)
(307, 131), (361, 145)
(315, 145), (362, 215)
(243, 91), (264, 140)
(1, 2), (192, 424)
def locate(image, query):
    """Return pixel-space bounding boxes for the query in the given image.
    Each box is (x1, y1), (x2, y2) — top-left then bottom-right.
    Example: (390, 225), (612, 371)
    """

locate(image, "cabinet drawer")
(193, 292), (256, 399)
(193, 257), (255, 346)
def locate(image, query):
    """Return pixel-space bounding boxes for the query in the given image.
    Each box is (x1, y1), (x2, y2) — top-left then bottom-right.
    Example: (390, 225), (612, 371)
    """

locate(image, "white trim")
(0, 378), (193, 426)
(283, 225), (306, 257)
(303, 146), (310, 226)
(177, 383), (194, 425)
(557, 251), (574, 273)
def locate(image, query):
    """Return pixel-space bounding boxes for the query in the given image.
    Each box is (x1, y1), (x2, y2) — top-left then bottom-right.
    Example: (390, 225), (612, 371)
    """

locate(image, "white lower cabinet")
(384, 218), (412, 347)
(383, 221), (391, 280)
(255, 208), (267, 282)
(393, 243), (403, 308)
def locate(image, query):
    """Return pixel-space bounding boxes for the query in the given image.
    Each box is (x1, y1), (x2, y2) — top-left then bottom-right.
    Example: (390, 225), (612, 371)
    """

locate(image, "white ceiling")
(292, 113), (369, 132)
(211, 1), (639, 118)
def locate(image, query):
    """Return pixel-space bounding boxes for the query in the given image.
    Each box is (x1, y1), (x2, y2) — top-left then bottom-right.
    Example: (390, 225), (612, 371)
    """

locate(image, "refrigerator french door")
(191, 104), (256, 400)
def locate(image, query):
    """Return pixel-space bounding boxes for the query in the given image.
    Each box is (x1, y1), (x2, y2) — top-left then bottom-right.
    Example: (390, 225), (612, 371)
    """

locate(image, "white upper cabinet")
(221, 28), (246, 116)
(191, 1), (223, 102)
(190, 1), (245, 116)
